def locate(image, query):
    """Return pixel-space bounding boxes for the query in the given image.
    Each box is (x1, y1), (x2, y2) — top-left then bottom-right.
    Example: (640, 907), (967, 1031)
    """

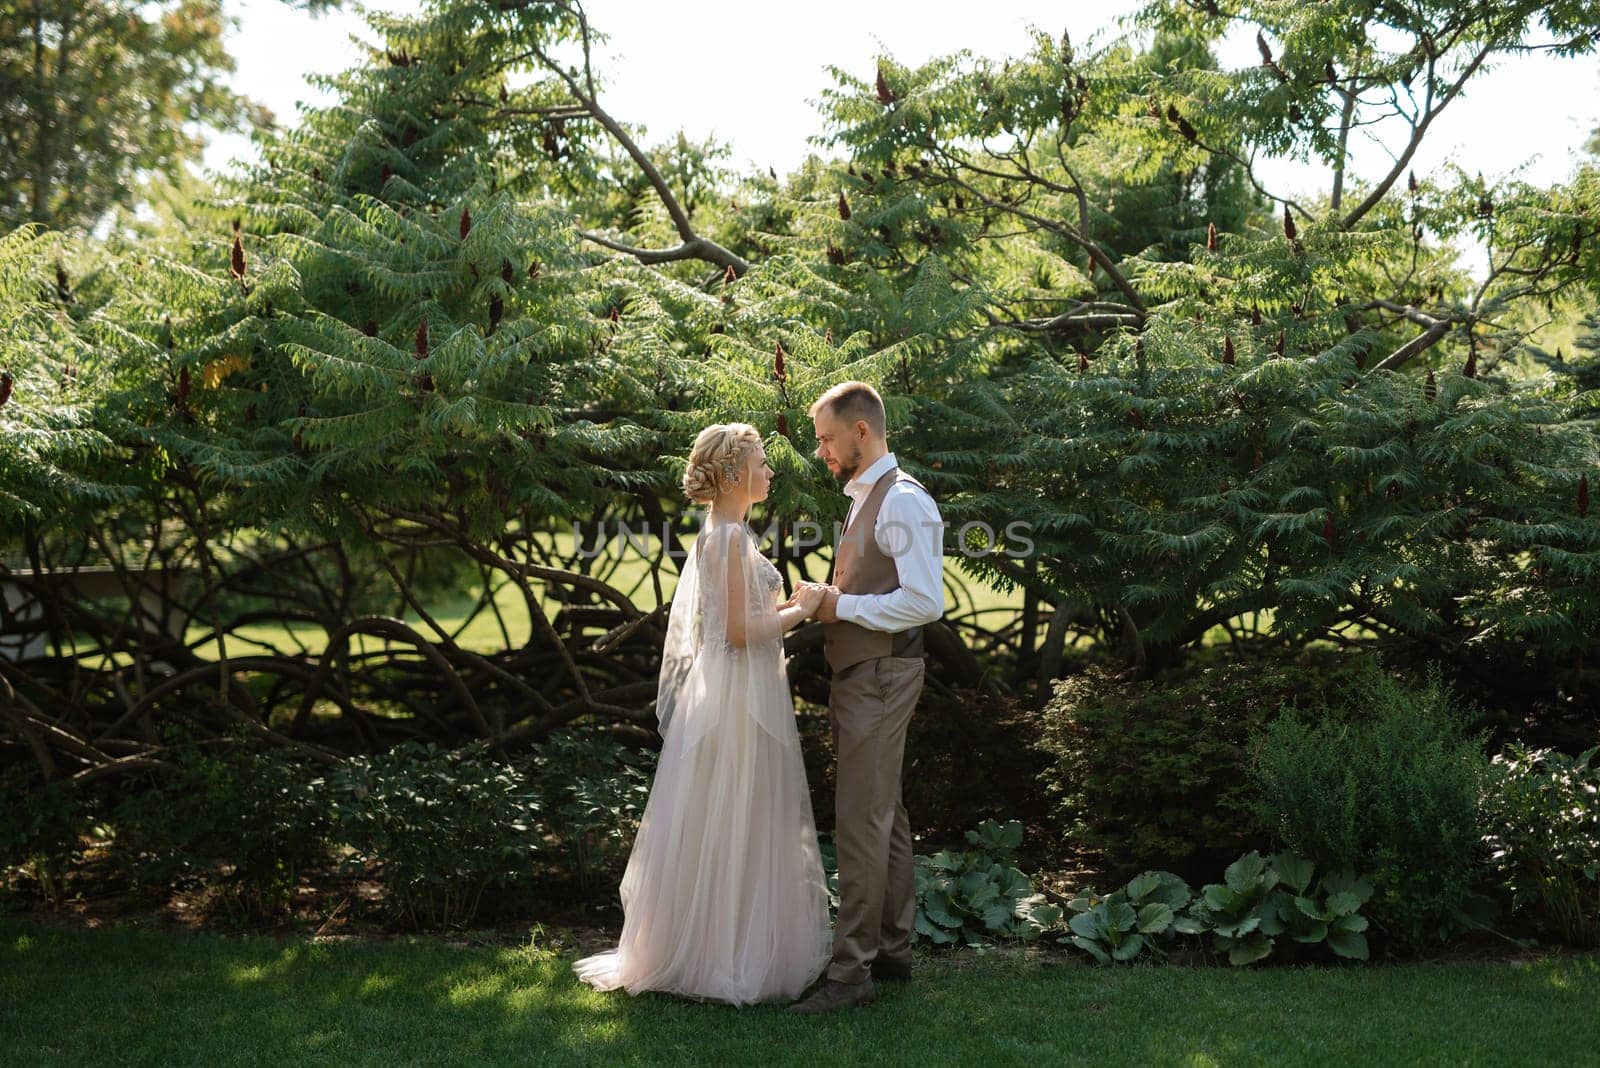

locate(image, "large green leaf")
(1069, 910), (1104, 940)
(1126, 872), (1163, 902)
(981, 900), (1016, 931)
(1224, 932), (1274, 966)
(1137, 902), (1175, 934)
(1271, 852), (1316, 894)
(1071, 935), (1112, 964)
(1104, 899), (1138, 933)
(1324, 891), (1364, 918)
(959, 871), (1001, 910)
(915, 911), (956, 944)
(1331, 914), (1370, 934)
(1321, 869), (1375, 905)
(923, 889), (962, 929)
(1111, 932), (1148, 962)
(1327, 928), (1370, 960)
(1225, 851), (1268, 893)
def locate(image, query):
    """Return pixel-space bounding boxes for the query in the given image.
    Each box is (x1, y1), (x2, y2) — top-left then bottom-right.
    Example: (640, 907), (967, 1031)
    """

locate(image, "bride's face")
(744, 446), (775, 503)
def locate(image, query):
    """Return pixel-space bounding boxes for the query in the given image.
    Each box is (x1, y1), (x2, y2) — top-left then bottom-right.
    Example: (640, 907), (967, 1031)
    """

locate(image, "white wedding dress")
(572, 518), (833, 1006)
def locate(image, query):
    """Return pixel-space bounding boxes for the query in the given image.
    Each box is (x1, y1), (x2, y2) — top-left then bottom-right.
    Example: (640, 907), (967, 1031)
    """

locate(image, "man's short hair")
(808, 381), (886, 437)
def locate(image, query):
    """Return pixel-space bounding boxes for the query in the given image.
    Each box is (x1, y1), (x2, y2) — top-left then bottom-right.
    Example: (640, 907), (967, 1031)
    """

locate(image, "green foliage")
(0, 0), (280, 230)
(1035, 649), (1373, 881)
(1252, 668), (1491, 952)
(799, 0), (1600, 671)
(0, 226), (132, 528)
(1482, 744), (1600, 948)
(1063, 851), (1374, 965)
(0, 766), (98, 907)
(1066, 870), (1194, 963)
(1187, 851), (1374, 965)
(328, 741), (539, 930)
(107, 738), (334, 918)
(522, 728), (653, 891)
(913, 820), (1061, 946)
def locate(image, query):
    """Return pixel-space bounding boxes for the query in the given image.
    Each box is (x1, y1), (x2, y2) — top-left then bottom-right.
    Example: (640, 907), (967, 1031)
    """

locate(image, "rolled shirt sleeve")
(835, 482), (945, 632)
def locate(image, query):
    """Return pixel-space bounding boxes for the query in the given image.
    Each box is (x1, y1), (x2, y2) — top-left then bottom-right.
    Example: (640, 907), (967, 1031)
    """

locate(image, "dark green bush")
(329, 741), (540, 930)
(1482, 743), (1600, 948)
(1036, 648), (1374, 882)
(1252, 667), (1491, 954)
(0, 765), (98, 907)
(107, 738), (334, 918)
(523, 727), (653, 893)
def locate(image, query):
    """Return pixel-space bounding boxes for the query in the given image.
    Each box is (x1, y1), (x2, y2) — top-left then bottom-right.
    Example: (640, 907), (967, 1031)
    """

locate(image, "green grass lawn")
(4, 918), (1597, 1066)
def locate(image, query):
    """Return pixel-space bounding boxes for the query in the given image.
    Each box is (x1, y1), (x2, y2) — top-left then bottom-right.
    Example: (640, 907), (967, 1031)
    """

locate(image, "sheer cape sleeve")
(653, 517), (790, 748)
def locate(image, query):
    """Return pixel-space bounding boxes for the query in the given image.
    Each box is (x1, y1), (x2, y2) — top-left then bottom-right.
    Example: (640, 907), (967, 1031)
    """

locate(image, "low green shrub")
(1036, 649), (1374, 881)
(1187, 851), (1373, 965)
(1064, 851), (1374, 966)
(0, 765), (98, 907)
(523, 728), (653, 891)
(912, 820), (1061, 946)
(1065, 870), (1194, 963)
(329, 741), (539, 930)
(100, 735), (334, 920)
(1252, 667), (1491, 954)
(1482, 744), (1600, 948)
(107, 738), (334, 918)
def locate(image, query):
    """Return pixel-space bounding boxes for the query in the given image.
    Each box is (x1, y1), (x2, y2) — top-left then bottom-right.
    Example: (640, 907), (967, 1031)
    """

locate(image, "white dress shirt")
(835, 452), (945, 632)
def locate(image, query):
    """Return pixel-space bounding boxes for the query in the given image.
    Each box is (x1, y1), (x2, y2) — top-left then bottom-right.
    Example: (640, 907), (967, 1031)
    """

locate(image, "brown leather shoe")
(789, 978), (876, 1014)
(871, 956), (912, 982)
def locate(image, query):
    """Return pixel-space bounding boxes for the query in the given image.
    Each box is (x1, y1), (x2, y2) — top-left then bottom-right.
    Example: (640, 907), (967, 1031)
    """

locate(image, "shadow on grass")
(3, 918), (1598, 1066)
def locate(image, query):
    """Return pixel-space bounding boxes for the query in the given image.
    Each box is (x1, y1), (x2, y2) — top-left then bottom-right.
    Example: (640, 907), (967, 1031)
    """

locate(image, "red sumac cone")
(875, 66), (896, 105)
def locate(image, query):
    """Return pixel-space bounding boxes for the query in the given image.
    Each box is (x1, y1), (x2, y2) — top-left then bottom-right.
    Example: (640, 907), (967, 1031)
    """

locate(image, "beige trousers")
(826, 655), (925, 985)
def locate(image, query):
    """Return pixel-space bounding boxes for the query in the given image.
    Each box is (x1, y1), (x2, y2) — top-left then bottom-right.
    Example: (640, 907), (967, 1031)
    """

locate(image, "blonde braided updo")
(682, 422), (762, 504)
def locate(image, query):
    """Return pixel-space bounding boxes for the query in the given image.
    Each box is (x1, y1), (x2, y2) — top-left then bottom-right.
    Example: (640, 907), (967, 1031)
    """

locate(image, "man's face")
(812, 409), (863, 483)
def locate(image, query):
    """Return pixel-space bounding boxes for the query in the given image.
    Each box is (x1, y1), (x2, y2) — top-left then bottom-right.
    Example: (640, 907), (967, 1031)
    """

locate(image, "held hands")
(794, 582), (842, 623)
(784, 581), (841, 621)
(812, 586), (841, 623)
(790, 583), (825, 617)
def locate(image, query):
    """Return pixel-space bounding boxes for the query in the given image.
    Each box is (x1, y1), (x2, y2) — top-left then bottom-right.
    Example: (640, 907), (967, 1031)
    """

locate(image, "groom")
(791, 381), (945, 1014)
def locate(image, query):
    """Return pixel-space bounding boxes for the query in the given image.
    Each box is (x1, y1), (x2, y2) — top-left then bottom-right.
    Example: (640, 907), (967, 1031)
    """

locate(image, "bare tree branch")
(524, 2), (750, 275)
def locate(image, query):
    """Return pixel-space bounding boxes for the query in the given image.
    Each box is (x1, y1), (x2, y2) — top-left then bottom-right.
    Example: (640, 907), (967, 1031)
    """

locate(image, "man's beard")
(834, 444), (863, 482)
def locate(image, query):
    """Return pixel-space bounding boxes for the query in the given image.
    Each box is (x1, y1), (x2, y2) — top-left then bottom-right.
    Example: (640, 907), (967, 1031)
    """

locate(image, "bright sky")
(210, 0), (1600, 203)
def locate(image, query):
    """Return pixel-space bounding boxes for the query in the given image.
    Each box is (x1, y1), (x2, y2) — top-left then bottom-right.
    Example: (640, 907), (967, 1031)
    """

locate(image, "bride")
(573, 423), (833, 1006)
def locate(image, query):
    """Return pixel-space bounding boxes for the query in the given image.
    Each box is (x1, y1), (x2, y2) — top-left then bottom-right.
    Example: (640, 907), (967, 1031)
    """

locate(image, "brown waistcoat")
(823, 466), (929, 673)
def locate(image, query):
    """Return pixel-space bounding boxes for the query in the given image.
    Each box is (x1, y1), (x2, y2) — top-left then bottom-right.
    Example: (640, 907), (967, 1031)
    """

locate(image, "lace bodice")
(694, 525), (783, 656)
